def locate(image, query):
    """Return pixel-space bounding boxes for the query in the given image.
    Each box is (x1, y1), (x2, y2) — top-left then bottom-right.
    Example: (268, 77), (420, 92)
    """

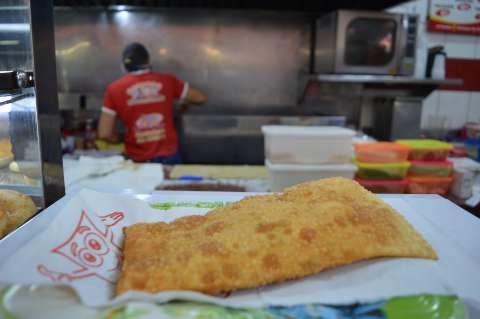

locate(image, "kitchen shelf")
(300, 74), (463, 141)
(53, 0), (408, 12)
(309, 74), (463, 86)
(301, 74), (463, 100)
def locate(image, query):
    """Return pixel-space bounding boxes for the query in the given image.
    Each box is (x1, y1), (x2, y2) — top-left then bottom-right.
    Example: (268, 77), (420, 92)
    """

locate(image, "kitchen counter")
(63, 157), (271, 193)
(0, 191), (478, 317)
(63, 156), (165, 194)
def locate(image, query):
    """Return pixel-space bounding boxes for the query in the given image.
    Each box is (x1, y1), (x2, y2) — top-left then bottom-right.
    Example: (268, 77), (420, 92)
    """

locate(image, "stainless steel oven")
(314, 10), (417, 76)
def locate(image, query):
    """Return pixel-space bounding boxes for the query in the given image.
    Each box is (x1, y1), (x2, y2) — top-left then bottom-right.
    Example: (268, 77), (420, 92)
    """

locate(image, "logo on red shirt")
(126, 81), (166, 106)
(457, 3), (471, 11)
(103, 72), (184, 161)
(436, 8), (450, 16)
(134, 113), (166, 144)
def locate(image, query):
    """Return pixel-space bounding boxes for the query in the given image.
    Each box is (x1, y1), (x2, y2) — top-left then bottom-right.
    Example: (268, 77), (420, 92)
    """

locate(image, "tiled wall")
(389, 0), (480, 131)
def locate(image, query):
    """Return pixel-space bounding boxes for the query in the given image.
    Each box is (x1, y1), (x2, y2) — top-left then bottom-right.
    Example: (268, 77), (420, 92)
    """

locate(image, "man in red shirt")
(98, 43), (207, 163)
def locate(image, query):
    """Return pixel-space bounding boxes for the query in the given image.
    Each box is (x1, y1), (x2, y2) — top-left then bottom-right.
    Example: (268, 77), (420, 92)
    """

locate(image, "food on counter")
(354, 160), (410, 180)
(0, 210), (7, 237)
(396, 139), (453, 161)
(0, 155), (13, 169)
(408, 160), (453, 177)
(0, 172), (39, 187)
(0, 138), (12, 156)
(156, 183), (246, 192)
(0, 189), (37, 238)
(407, 176), (453, 195)
(9, 161), (42, 179)
(170, 165), (268, 180)
(117, 177), (436, 296)
(0, 138), (14, 168)
(354, 142), (410, 163)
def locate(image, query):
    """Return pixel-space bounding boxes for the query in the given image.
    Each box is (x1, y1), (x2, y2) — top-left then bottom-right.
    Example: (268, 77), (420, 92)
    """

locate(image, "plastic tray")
(407, 176), (453, 195)
(354, 160), (410, 180)
(396, 139), (453, 161)
(354, 142), (410, 163)
(262, 125), (355, 164)
(266, 160), (357, 192)
(409, 160), (453, 177)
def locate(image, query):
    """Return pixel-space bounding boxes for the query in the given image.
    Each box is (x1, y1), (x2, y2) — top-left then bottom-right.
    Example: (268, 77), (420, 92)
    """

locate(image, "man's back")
(102, 71), (188, 162)
(97, 42), (207, 163)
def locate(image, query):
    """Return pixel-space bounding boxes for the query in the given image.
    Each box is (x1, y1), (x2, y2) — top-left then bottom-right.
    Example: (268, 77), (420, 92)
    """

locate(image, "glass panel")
(0, 0), (32, 71)
(0, 0), (43, 207)
(0, 91), (43, 206)
(344, 18), (397, 66)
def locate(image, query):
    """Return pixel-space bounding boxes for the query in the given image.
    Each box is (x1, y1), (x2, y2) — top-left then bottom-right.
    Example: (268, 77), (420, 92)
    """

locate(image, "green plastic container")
(396, 139), (453, 161)
(355, 160), (410, 180)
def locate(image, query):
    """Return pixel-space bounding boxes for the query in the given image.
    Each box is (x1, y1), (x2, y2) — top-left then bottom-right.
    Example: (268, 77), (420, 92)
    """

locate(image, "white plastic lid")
(261, 125), (356, 137)
(265, 160), (357, 172)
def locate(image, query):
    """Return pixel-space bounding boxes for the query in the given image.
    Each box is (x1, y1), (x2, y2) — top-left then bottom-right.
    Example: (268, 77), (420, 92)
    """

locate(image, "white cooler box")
(262, 125), (355, 164)
(266, 160), (357, 192)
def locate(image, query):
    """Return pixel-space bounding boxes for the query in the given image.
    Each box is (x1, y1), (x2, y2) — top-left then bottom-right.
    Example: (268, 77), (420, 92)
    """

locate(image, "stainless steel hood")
(53, 1), (409, 12)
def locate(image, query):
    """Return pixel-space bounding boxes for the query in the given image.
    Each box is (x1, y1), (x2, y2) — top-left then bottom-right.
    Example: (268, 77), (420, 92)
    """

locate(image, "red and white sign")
(428, 0), (480, 35)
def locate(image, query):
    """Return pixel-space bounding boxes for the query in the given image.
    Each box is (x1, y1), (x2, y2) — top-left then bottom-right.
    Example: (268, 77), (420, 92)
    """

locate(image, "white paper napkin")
(0, 189), (478, 308)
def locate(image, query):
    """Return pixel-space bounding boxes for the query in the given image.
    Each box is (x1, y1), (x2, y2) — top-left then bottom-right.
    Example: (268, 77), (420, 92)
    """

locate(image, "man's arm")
(97, 111), (120, 143)
(185, 87), (207, 104)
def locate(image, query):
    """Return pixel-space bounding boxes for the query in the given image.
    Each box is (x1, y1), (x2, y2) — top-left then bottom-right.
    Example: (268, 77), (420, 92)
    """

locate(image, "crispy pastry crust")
(117, 177), (437, 295)
(0, 189), (37, 236)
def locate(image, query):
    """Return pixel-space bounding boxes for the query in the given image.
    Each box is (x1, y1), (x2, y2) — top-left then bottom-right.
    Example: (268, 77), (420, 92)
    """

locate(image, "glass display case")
(0, 0), (63, 208)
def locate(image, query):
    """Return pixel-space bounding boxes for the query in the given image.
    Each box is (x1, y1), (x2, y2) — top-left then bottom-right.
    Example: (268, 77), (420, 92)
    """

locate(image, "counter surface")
(1, 192), (479, 266)
(0, 191), (479, 316)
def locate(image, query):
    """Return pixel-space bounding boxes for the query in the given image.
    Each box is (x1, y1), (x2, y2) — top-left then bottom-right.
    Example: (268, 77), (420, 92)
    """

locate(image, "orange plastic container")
(407, 176), (453, 195)
(354, 142), (410, 163)
(409, 160), (453, 177)
(356, 178), (408, 194)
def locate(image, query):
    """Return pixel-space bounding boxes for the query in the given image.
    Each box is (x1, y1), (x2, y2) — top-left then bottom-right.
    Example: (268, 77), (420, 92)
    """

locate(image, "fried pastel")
(0, 210), (7, 238)
(0, 189), (37, 236)
(116, 177), (436, 295)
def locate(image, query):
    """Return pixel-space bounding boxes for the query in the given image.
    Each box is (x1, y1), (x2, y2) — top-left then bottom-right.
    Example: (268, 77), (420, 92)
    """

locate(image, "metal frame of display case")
(30, 0), (64, 207)
(0, 0), (64, 208)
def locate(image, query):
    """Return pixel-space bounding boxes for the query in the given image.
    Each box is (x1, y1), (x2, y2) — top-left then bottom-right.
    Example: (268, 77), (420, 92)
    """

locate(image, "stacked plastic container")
(353, 142), (411, 193)
(262, 126), (357, 192)
(396, 139), (454, 195)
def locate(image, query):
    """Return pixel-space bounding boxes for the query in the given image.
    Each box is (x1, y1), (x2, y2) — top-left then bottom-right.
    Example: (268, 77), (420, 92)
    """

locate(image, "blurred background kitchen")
(1, 0), (480, 218)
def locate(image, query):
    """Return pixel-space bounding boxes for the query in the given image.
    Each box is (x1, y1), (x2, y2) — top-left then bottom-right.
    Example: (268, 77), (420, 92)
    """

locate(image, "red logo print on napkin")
(37, 210), (124, 284)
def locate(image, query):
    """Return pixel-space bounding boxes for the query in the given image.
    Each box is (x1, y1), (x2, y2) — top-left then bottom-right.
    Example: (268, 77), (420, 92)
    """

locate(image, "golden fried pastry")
(0, 138), (13, 168)
(0, 189), (37, 236)
(0, 138), (12, 157)
(117, 177), (436, 295)
(0, 209), (7, 238)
